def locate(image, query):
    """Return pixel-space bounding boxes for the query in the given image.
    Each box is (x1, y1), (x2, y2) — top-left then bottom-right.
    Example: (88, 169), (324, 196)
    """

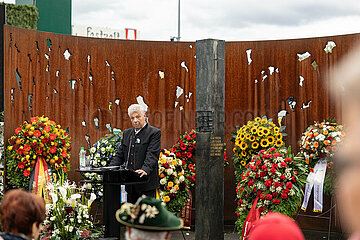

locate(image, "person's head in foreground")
(116, 195), (183, 240)
(331, 42), (360, 239)
(0, 189), (46, 240)
(335, 139), (360, 240)
(128, 104), (148, 130)
(248, 213), (305, 240)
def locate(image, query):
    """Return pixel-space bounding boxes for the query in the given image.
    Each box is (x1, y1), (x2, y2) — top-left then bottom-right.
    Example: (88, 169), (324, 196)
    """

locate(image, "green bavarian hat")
(116, 196), (183, 231)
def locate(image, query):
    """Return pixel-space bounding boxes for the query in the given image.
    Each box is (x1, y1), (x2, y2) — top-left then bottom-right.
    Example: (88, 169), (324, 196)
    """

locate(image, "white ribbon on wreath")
(301, 159), (327, 213)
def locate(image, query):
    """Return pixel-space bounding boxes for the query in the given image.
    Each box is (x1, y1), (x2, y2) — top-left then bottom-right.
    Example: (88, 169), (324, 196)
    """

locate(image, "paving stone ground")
(171, 229), (345, 240)
(118, 226), (346, 240)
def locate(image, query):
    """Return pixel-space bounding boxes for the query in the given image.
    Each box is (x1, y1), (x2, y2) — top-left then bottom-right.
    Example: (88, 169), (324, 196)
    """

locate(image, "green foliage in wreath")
(231, 116), (285, 181)
(170, 130), (196, 188)
(235, 147), (308, 232)
(82, 132), (123, 201)
(158, 149), (190, 216)
(323, 170), (335, 195)
(5, 116), (71, 190)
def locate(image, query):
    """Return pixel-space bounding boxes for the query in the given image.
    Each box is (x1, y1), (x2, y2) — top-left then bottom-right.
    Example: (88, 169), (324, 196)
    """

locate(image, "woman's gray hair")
(128, 104), (147, 117)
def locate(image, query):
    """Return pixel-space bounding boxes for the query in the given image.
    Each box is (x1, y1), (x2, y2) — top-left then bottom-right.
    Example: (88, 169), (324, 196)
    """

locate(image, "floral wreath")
(41, 180), (100, 239)
(6, 116), (71, 189)
(298, 119), (345, 194)
(82, 132), (123, 200)
(169, 130), (229, 190)
(235, 147), (307, 232)
(158, 149), (190, 215)
(298, 119), (345, 171)
(170, 130), (196, 188)
(232, 116), (284, 175)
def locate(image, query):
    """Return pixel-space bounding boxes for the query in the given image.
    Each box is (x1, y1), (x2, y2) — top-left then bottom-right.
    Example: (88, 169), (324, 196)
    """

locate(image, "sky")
(4, 0), (360, 41)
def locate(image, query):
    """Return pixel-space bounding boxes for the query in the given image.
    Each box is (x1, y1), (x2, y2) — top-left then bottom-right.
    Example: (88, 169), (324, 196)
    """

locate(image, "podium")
(77, 167), (149, 239)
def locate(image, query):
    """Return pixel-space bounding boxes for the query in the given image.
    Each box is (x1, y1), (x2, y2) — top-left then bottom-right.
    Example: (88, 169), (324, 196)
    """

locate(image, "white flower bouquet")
(41, 180), (100, 239)
(82, 133), (123, 201)
(158, 149), (190, 215)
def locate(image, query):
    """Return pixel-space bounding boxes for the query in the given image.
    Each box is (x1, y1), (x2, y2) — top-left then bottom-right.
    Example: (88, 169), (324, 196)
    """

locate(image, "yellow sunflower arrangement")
(232, 116), (284, 170)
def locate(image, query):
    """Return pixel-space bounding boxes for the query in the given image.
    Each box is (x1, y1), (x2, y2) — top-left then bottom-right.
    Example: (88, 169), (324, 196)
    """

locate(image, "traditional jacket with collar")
(110, 123), (161, 191)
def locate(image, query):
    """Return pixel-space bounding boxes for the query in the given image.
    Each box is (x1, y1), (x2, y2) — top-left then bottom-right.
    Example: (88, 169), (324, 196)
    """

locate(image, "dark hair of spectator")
(0, 189), (45, 236)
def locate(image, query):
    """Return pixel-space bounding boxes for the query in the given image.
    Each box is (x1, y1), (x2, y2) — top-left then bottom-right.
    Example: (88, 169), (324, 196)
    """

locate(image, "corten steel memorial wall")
(225, 34), (360, 228)
(4, 25), (196, 181)
(4, 25), (360, 226)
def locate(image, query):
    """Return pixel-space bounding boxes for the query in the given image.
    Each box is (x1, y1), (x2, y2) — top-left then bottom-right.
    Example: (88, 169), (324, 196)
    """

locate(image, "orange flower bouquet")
(298, 119), (345, 170)
(6, 116), (71, 190)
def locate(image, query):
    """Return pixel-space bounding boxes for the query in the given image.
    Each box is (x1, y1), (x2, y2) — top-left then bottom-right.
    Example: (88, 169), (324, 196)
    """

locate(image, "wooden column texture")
(195, 39), (225, 240)
(0, 5), (5, 111)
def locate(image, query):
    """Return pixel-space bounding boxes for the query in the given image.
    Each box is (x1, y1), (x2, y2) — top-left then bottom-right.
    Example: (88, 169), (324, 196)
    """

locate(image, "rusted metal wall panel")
(5, 25), (360, 227)
(4, 25), (196, 183)
(224, 34), (360, 226)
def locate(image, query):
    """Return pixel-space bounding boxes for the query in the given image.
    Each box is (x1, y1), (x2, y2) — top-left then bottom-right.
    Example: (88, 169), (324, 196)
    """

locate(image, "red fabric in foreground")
(241, 197), (261, 239)
(248, 213), (305, 240)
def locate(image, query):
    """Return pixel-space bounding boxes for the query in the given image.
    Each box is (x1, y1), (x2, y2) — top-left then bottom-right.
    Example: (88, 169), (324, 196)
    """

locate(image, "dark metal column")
(0, 4), (5, 112)
(195, 39), (225, 240)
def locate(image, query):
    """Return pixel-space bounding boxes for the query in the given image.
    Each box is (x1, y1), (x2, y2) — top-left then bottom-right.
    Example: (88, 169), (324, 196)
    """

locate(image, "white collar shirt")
(134, 123), (147, 135)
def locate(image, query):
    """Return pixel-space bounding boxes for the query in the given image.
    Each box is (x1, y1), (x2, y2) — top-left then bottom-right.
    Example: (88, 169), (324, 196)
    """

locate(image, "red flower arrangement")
(235, 147), (307, 231)
(170, 130), (229, 188)
(224, 148), (229, 168)
(171, 130), (196, 188)
(5, 116), (71, 189)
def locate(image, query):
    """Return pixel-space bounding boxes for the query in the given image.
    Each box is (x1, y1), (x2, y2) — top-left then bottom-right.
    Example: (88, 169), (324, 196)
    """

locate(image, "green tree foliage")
(0, 3), (39, 30)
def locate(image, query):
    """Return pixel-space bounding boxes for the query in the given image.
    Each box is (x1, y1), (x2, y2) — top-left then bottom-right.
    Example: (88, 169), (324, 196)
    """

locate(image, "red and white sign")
(72, 25), (139, 40)
(125, 28), (137, 40)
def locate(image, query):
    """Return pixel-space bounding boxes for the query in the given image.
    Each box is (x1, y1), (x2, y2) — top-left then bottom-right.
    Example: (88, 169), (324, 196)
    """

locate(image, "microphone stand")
(124, 129), (135, 170)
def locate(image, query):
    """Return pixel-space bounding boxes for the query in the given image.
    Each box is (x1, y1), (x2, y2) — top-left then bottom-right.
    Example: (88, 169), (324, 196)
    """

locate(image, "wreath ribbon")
(30, 157), (52, 202)
(301, 159), (327, 212)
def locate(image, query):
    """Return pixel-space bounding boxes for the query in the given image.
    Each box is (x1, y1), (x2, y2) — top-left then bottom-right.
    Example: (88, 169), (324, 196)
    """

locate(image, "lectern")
(77, 167), (149, 239)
